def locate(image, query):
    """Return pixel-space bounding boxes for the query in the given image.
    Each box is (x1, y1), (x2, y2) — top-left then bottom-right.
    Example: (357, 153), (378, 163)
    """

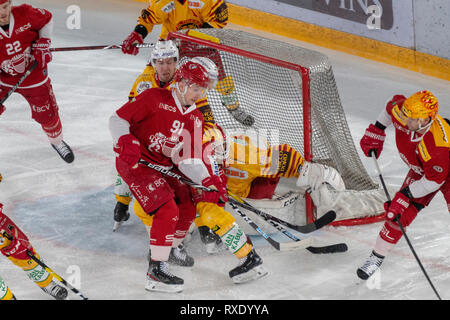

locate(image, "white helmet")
(190, 57), (219, 88)
(150, 40), (179, 66)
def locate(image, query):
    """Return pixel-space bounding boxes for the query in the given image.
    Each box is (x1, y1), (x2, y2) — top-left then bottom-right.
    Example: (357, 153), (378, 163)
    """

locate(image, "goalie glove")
(296, 161), (345, 192)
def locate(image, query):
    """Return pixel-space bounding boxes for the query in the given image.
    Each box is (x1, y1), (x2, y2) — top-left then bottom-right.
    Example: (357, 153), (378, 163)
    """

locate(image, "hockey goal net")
(168, 29), (390, 227)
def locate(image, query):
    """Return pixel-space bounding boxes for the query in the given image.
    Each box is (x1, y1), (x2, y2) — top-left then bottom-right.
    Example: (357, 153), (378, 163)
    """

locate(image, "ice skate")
(168, 243), (194, 267)
(357, 251), (385, 280)
(51, 140), (74, 163)
(229, 249), (268, 284)
(198, 226), (223, 254)
(113, 202), (130, 232)
(145, 260), (184, 293)
(41, 280), (68, 300)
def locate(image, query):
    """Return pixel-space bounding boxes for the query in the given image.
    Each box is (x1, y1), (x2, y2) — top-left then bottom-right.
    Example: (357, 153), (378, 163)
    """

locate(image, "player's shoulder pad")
(418, 117), (450, 162)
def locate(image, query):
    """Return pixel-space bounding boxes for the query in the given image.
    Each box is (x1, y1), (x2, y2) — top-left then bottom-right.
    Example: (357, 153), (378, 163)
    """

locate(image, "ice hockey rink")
(0, 0), (449, 301)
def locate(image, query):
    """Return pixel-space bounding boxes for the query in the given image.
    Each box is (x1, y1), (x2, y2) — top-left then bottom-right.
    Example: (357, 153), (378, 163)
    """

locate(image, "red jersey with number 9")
(116, 87), (205, 167)
(0, 4), (52, 88)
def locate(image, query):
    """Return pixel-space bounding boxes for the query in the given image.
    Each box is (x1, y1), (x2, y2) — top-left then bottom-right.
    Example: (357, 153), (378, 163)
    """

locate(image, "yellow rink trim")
(131, 0), (449, 81)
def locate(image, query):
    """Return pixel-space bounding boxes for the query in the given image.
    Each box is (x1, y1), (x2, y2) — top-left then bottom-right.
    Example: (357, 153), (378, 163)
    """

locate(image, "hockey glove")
(196, 175), (228, 207)
(360, 123), (385, 159)
(116, 134), (141, 168)
(385, 192), (410, 223)
(32, 38), (52, 69)
(0, 207), (34, 260)
(121, 31), (144, 55)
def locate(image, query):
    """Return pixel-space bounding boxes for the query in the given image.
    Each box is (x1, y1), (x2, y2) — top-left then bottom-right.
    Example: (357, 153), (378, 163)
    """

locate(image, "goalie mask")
(203, 122), (230, 163)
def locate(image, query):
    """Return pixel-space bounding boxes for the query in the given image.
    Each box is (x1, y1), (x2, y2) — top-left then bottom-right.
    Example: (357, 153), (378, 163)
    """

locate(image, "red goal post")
(168, 29), (387, 226)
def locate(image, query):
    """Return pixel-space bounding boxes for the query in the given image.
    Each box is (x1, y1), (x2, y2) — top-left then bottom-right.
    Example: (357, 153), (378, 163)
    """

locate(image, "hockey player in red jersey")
(0, 203), (68, 300)
(0, 1), (74, 163)
(109, 61), (227, 293)
(357, 90), (450, 280)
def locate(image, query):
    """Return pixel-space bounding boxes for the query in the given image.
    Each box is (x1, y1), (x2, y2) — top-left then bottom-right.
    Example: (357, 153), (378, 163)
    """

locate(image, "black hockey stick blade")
(310, 210), (337, 231)
(306, 243), (348, 254)
(285, 210), (336, 233)
(228, 195), (336, 234)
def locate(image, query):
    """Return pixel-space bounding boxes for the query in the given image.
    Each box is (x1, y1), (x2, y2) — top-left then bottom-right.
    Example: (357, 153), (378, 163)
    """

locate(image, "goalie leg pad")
(297, 161), (345, 191)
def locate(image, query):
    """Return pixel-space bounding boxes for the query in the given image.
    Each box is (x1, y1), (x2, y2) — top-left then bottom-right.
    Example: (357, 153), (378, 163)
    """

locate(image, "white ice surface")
(0, 0), (449, 301)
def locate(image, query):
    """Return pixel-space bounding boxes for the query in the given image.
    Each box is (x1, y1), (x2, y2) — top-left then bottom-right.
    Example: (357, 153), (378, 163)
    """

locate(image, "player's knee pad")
(221, 222), (252, 259)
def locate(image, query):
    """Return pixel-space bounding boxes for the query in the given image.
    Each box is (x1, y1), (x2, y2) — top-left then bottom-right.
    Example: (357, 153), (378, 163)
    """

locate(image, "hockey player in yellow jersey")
(121, 0), (255, 126)
(194, 123), (345, 253)
(0, 203), (68, 300)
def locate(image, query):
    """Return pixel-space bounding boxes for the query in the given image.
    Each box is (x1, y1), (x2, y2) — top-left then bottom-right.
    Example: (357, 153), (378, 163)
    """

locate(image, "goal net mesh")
(170, 29), (388, 226)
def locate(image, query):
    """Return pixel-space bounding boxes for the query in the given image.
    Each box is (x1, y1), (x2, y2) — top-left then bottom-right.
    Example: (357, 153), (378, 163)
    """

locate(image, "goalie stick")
(244, 191), (300, 209)
(27, 251), (89, 300)
(228, 200), (313, 251)
(229, 196), (347, 254)
(229, 192), (336, 234)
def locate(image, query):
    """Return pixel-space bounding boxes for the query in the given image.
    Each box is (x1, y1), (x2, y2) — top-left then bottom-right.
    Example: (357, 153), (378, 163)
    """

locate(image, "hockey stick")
(370, 153), (442, 300)
(228, 200), (313, 251)
(244, 191), (300, 209)
(50, 43), (154, 52)
(26, 251), (89, 300)
(138, 160), (310, 251)
(228, 192), (336, 234)
(230, 196), (347, 254)
(0, 61), (38, 105)
(228, 193), (347, 254)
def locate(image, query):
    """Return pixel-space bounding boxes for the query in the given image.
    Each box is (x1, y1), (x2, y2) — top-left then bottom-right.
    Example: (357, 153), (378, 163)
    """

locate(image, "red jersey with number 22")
(0, 4), (52, 88)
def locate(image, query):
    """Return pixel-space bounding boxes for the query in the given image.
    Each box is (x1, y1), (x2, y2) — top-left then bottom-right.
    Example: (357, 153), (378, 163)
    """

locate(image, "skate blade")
(231, 265), (268, 284)
(205, 242), (223, 255)
(113, 221), (122, 232)
(145, 279), (184, 293)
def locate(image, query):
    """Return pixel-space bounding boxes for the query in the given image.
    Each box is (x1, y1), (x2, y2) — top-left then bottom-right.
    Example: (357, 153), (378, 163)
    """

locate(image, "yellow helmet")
(402, 90), (439, 120)
(203, 122), (229, 162)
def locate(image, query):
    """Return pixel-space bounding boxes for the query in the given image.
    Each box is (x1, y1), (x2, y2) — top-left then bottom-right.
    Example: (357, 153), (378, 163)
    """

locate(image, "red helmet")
(174, 61), (210, 88)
